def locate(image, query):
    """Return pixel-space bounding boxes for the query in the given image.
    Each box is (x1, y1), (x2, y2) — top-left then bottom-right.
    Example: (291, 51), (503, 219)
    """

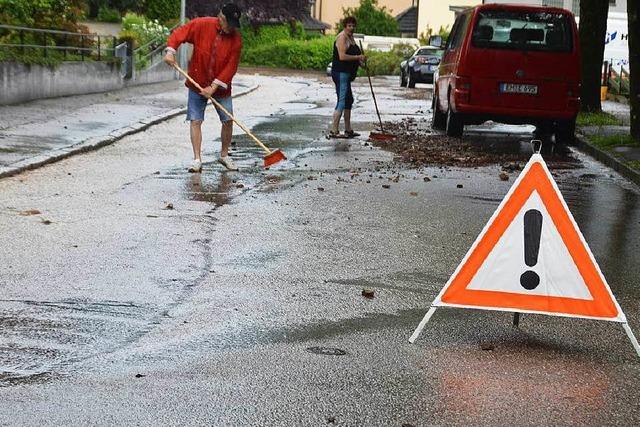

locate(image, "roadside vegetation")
(577, 111), (624, 126)
(589, 134), (639, 149)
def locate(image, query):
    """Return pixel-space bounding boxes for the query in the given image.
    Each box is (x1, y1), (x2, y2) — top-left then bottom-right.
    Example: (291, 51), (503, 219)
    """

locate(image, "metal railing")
(0, 24), (118, 61)
(131, 24), (178, 71)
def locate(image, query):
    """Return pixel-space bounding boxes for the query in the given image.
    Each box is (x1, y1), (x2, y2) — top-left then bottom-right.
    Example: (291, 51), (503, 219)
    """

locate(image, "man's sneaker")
(345, 130), (361, 138)
(218, 156), (239, 171)
(188, 159), (202, 173)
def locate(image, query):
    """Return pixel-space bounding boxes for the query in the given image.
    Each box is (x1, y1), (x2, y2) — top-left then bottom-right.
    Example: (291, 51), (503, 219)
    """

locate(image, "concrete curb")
(0, 84), (260, 179)
(574, 132), (640, 188)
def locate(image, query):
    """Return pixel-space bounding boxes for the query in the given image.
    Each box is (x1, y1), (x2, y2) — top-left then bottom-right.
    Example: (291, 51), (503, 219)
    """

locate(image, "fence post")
(97, 36), (101, 61)
(20, 31), (24, 54)
(81, 35), (84, 61)
(112, 37), (116, 57)
(64, 34), (68, 60)
(43, 32), (47, 58)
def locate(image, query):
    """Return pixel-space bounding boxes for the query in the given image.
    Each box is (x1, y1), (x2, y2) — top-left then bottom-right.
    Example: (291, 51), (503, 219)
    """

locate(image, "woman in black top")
(329, 16), (366, 138)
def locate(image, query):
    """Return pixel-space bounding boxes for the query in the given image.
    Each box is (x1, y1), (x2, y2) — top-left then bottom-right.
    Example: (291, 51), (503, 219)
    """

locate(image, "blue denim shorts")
(186, 88), (233, 123)
(331, 71), (354, 112)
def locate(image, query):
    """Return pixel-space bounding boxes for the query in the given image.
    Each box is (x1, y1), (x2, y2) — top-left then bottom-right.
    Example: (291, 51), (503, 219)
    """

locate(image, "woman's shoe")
(345, 130), (361, 138)
(327, 130), (347, 139)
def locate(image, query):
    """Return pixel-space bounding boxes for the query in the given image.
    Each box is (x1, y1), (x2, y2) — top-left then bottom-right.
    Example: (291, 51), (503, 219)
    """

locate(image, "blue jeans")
(186, 88), (233, 123)
(332, 71), (354, 112)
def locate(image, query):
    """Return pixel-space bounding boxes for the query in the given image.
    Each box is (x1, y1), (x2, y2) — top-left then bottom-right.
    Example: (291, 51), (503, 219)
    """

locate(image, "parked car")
(431, 3), (580, 142)
(400, 46), (443, 88)
(326, 62), (332, 76)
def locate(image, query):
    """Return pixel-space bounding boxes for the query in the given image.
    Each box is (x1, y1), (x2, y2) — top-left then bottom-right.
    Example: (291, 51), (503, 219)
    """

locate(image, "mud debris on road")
(371, 117), (582, 170)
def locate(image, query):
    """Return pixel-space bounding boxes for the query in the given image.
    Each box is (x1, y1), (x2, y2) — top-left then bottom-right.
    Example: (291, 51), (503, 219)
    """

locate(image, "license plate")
(499, 83), (538, 95)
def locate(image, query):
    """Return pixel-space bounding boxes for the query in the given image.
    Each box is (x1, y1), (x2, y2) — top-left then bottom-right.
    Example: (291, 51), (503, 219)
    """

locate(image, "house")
(416, 0), (476, 38)
(396, 2), (418, 38)
(309, 0), (414, 33)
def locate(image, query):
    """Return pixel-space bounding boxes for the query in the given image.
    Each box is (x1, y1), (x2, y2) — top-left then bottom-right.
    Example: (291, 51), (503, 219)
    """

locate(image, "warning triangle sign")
(433, 154), (625, 322)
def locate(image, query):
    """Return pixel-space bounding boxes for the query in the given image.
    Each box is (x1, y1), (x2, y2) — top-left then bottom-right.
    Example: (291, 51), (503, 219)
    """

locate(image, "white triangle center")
(467, 190), (593, 300)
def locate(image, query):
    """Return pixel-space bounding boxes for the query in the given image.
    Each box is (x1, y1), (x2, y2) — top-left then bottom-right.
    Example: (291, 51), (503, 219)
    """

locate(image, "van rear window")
(471, 10), (573, 52)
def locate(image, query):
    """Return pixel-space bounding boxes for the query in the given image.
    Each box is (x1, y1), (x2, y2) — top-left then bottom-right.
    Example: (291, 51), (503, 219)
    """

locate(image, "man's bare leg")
(189, 120), (203, 160)
(332, 110), (343, 133)
(220, 120), (233, 157)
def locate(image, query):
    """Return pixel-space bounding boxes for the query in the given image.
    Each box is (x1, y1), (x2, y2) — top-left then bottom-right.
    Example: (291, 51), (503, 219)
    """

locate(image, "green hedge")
(241, 36), (333, 71)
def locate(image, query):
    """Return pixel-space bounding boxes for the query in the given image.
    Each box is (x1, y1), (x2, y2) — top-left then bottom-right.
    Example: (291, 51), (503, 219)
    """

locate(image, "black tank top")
(332, 37), (361, 76)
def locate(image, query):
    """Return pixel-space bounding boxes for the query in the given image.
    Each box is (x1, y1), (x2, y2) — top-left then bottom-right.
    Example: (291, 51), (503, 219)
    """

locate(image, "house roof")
(187, 0), (313, 24)
(396, 6), (418, 34)
(300, 15), (331, 31)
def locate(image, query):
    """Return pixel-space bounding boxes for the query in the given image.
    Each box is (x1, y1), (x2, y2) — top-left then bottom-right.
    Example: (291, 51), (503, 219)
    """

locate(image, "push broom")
(359, 41), (396, 142)
(172, 63), (286, 168)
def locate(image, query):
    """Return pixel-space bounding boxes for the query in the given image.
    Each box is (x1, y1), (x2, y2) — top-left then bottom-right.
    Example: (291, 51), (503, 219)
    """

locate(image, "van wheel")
(445, 101), (464, 137)
(556, 118), (576, 145)
(431, 93), (446, 130)
(408, 71), (416, 88)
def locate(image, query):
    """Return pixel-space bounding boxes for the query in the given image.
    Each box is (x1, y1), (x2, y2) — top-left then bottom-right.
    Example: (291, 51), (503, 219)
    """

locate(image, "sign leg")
(513, 312), (520, 328)
(622, 323), (640, 358)
(409, 307), (437, 344)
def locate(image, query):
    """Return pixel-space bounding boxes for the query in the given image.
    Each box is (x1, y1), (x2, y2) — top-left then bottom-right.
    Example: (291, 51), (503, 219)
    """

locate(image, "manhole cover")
(306, 346), (347, 356)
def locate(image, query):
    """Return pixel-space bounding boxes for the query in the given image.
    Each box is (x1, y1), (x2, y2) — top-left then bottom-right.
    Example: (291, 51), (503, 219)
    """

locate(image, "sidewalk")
(0, 76), (258, 179)
(576, 100), (640, 187)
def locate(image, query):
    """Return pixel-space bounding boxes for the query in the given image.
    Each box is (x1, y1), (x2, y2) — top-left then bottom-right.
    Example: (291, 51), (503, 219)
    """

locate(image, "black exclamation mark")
(520, 209), (543, 290)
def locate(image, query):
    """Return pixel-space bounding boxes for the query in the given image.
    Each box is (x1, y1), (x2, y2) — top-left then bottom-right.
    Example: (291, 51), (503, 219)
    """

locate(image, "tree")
(629, 0), (639, 140)
(579, 0), (610, 112)
(337, 0), (399, 37)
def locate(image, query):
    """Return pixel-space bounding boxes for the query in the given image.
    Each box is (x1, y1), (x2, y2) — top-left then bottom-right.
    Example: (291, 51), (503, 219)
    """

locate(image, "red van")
(432, 3), (580, 142)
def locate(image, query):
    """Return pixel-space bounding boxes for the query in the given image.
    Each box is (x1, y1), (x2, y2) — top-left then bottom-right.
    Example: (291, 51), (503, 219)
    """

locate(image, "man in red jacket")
(164, 3), (242, 172)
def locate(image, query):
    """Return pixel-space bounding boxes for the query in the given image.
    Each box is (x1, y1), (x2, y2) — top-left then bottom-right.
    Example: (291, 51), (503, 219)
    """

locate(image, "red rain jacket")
(166, 17), (242, 98)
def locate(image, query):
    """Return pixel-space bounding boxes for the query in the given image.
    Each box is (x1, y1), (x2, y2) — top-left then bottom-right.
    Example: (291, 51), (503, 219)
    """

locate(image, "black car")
(400, 46), (443, 88)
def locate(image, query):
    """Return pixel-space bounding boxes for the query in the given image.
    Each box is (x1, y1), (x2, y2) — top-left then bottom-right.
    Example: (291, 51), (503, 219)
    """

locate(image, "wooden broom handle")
(172, 63), (272, 154)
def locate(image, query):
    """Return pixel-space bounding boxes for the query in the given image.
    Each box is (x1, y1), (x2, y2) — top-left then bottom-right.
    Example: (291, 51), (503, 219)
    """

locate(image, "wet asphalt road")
(1, 74), (640, 425)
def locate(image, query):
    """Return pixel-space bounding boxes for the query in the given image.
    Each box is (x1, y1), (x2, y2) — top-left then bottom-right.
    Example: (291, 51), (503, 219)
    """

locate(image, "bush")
(241, 36), (334, 71)
(120, 13), (170, 48)
(241, 22), (306, 50)
(0, 0), (87, 31)
(146, 0), (180, 25)
(359, 44), (416, 76)
(97, 6), (121, 23)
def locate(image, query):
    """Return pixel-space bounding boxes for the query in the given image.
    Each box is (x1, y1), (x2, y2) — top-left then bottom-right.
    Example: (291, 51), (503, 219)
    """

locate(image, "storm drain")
(306, 347), (347, 356)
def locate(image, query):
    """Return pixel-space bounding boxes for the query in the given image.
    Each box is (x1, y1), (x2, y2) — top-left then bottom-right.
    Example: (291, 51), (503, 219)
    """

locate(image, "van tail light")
(567, 82), (580, 110)
(455, 75), (472, 104)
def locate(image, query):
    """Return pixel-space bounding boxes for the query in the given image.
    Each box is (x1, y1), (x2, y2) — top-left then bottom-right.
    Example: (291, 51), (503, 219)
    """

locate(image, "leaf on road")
(361, 288), (375, 299)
